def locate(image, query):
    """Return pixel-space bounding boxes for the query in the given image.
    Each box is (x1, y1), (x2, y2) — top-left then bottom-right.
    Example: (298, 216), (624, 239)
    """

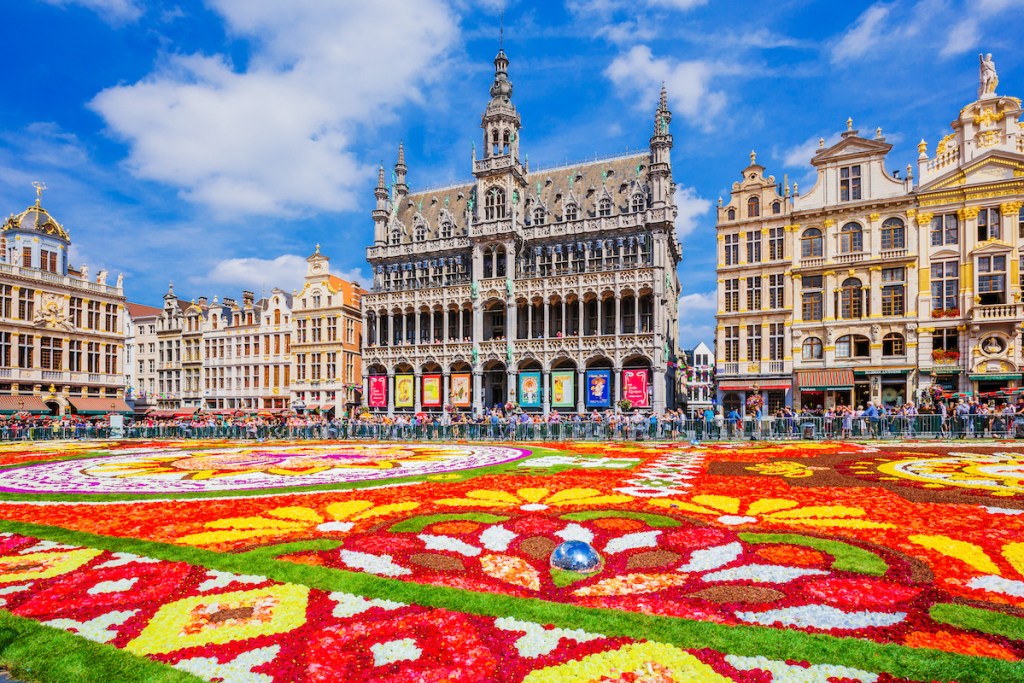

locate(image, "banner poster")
(551, 371), (575, 408)
(450, 373), (472, 407)
(422, 374), (442, 407)
(622, 369), (650, 408)
(518, 371), (542, 408)
(368, 376), (387, 408)
(395, 374), (415, 408)
(585, 369), (612, 407)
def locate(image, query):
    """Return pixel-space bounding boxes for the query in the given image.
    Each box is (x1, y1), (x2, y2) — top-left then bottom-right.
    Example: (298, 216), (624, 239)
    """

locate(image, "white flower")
(45, 610), (137, 643)
(726, 655), (879, 682)
(702, 565), (828, 584)
(330, 592), (405, 618)
(967, 575), (1024, 597)
(418, 534), (481, 557)
(555, 524), (594, 544)
(494, 617), (602, 658)
(480, 525), (517, 552)
(175, 645), (279, 683)
(88, 578), (139, 595)
(371, 638), (422, 666)
(604, 530), (661, 554)
(735, 605), (905, 630)
(678, 542), (743, 572)
(338, 550), (411, 577)
(198, 570), (266, 592)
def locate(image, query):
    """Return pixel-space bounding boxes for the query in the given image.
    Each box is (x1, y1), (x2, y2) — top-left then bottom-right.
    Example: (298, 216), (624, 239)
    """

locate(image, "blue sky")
(2, 0), (1022, 349)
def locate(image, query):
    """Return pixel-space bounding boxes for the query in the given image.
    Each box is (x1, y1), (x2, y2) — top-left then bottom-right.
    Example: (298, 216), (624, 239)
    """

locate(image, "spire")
(489, 49), (513, 102)
(652, 84), (672, 138)
(394, 142), (408, 196)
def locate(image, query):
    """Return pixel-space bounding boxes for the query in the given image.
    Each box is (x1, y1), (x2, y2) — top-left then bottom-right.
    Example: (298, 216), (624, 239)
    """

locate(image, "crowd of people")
(1, 397), (1023, 442)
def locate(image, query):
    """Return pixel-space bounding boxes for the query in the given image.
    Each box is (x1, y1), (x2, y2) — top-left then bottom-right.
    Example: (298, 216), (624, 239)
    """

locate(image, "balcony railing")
(835, 253), (865, 264)
(799, 257), (825, 268)
(972, 303), (1022, 321)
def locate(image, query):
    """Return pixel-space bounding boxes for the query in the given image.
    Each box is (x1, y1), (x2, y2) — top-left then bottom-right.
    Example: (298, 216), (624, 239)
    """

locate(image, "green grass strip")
(931, 603), (1024, 641)
(237, 539), (343, 561)
(0, 610), (201, 683)
(0, 520), (1015, 683)
(739, 532), (888, 576)
(560, 510), (682, 528)
(389, 513), (509, 533)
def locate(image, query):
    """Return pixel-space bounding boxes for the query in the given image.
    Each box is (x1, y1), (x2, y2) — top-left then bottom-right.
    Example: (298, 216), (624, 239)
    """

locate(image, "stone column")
(577, 368), (586, 413)
(387, 371), (395, 417)
(360, 370), (369, 408)
(414, 372), (422, 412)
(442, 372), (449, 408)
(414, 310), (421, 345)
(527, 304), (533, 338)
(578, 298), (584, 336)
(542, 370), (551, 415)
(614, 294), (621, 336)
(653, 366), (666, 412)
(472, 370), (483, 415)
(507, 369), (516, 405)
(560, 299), (567, 336)
(543, 301), (550, 338)
(597, 296), (604, 336)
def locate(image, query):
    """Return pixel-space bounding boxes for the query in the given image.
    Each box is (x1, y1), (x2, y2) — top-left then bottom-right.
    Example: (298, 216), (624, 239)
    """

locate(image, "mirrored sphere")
(550, 540), (603, 573)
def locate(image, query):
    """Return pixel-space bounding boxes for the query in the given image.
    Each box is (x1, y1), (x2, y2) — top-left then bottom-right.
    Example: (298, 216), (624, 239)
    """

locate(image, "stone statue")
(97, 269), (108, 285)
(979, 53), (998, 97)
(116, 273), (124, 288)
(983, 336), (1003, 354)
(471, 280), (479, 299)
(506, 277), (513, 297)
(472, 346), (479, 364)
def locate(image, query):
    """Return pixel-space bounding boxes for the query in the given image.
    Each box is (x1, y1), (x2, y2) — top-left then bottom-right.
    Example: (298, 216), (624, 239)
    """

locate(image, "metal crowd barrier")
(1, 415), (1022, 443)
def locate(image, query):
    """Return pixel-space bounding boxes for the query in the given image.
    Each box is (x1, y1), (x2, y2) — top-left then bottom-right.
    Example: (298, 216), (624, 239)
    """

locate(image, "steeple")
(394, 142), (408, 196)
(372, 164), (389, 246)
(649, 85), (674, 209)
(481, 48), (521, 161)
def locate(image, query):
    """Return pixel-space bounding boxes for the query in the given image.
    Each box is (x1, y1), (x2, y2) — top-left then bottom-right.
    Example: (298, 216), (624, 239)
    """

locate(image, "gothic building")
(361, 50), (682, 415)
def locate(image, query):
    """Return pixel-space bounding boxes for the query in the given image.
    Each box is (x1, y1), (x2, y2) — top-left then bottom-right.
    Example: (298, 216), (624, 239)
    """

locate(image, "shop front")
(970, 372), (1022, 405)
(856, 369), (911, 409)
(718, 381), (792, 415)
(795, 370), (854, 411)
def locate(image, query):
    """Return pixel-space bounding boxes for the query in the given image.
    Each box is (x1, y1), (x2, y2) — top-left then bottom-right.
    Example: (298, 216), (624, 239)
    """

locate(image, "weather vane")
(32, 181), (47, 205)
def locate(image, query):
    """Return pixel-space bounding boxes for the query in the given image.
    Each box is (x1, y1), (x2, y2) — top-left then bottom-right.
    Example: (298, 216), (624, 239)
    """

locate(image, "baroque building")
(0, 187), (130, 416)
(361, 49), (681, 415)
(125, 302), (162, 415)
(715, 57), (1024, 412)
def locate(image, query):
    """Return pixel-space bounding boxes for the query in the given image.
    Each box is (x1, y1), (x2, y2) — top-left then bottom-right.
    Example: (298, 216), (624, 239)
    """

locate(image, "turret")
(394, 142), (408, 197)
(649, 84), (674, 208)
(372, 165), (389, 245)
(481, 49), (521, 160)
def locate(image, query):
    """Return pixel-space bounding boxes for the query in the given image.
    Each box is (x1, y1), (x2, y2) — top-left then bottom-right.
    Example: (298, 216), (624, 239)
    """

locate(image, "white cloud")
(941, 18), (980, 57)
(40, 0), (142, 22)
(780, 132), (841, 170)
(605, 45), (725, 126)
(674, 186), (712, 240)
(646, 0), (707, 8)
(830, 3), (892, 63)
(677, 291), (716, 349)
(194, 255), (370, 295)
(678, 291), (716, 312)
(90, 0), (458, 217)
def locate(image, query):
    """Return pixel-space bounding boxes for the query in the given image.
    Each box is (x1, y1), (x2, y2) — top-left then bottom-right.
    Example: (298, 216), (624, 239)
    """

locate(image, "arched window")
(483, 247), (494, 279)
(564, 203), (578, 221)
(533, 206), (545, 225)
(836, 334), (870, 358)
(883, 332), (905, 356)
(772, 200), (781, 214)
(598, 197), (613, 217)
(801, 228), (823, 258)
(414, 222), (427, 242)
(485, 187), (506, 220)
(881, 218), (905, 250)
(389, 229), (402, 245)
(274, 310), (281, 325)
(802, 337), (823, 360)
(839, 277), (864, 319)
(747, 196), (760, 217)
(840, 222), (863, 253)
(727, 208), (736, 221)
(440, 220), (453, 239)
(631, 194), (646, 213)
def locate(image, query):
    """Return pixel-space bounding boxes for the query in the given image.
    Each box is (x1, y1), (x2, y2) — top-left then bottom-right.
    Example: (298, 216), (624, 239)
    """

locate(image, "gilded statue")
(979, 53), (998, 97)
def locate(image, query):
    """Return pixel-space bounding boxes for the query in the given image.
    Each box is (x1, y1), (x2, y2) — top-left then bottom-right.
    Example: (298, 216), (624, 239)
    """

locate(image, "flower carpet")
(0, 440), (1019, 681)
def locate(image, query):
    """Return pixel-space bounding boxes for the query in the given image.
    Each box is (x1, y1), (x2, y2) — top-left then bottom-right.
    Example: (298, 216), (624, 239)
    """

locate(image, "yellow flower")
(910, 535), (1024, 578)
(648, 494), (895, 529)
(177, 500), (419, 546)
(436, 487), (632, 511)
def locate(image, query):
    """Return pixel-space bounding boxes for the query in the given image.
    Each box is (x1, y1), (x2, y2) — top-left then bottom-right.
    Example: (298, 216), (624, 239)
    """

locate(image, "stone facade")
(715, 62), (1024, 412)
(361, 50), (681, 415)
(0, 190), (128, 416)
(125, 303), (162, 414)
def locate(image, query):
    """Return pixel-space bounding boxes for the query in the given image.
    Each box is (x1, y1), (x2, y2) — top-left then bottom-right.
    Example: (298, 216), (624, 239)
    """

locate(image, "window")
(801, 228), (823, 258)
(21, 248), (31, 268)
(598, 197), (612, 217)
(836, 335), (870, 358)
(746, 324), (762, 361)
(724, 234), (739, 265)
(104, 345), (117, 374)
(881, 267), (905, 316)
(390, 229), (401, 245)
(727, 208), (736, 221)
(977, 207), (1001, 241)
(327, 318), (338, 342)
(933, 328), (959, 352)
(0, 286), (10, 318)
(881, 218), (905, 250)
(882, 333), (905, 356)
(769, 227), (784, 260)
(296, 353), (306, 380)
(104, 304), (118, 332)
(327, 352), (337, 379)
(414, 223), (427, 242)
(977, 254), (1006, 304)
(40, 337), (62, 370)
(68, 340), (82, 372)
(67, 297), (82, 328)
(768, 273), (784, 309)
(40, 250), (58, 272)
(747, 196), (760, 217)
(631, 194), (645, 213)
(18, 336), (33, 368)
(440, 220), (453, 238)
(839, 277), (864, 319)
(769, 322), (785, 360)
(801, 276), (823, 321)
(1018, 206), (1024, 239)
(87, 301), (100, 329)
(724, 326), (739, 362)
(532, 207), (545, 225)
(802, 337), (823, 360)
(484, 187), (506, 220)
(746, 276), (762, 310)
(840, 222), (863, 253)
(772, 200), (781, 214)
(18, 289), (34, 321)
(0, 332), (9, 366)
(724, 279), (739, 312)
(931, 261), (959, 312)
(564, 203), (578, 221)
(930, 214), (958, 246)
(311, 353), (322, 380)
(840, 165), (861, 201)
(746, 231), (762, 263)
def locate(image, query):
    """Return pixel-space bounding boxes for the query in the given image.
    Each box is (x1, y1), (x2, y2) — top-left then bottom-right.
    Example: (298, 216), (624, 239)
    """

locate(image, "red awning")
(0, 395), (50, 414)
(305, 404), (320, 411)
(68, 397), (133, 415)
(796, 370), (855, 390)
(321, 404), (335, 412)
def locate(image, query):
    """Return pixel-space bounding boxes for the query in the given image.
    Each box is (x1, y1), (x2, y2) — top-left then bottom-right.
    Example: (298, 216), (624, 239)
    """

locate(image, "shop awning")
(929, 366), (962, 375)
(321, 404), (335, 412)
(68, 398), (133, 415)
(305, 404), (320, 412)
(0, 395), (50, 415)
(719, 382), (791, 391)
(854, 368), (912, 376)
(796, 370), (854, 390)
(969, 374), (1022, 381)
